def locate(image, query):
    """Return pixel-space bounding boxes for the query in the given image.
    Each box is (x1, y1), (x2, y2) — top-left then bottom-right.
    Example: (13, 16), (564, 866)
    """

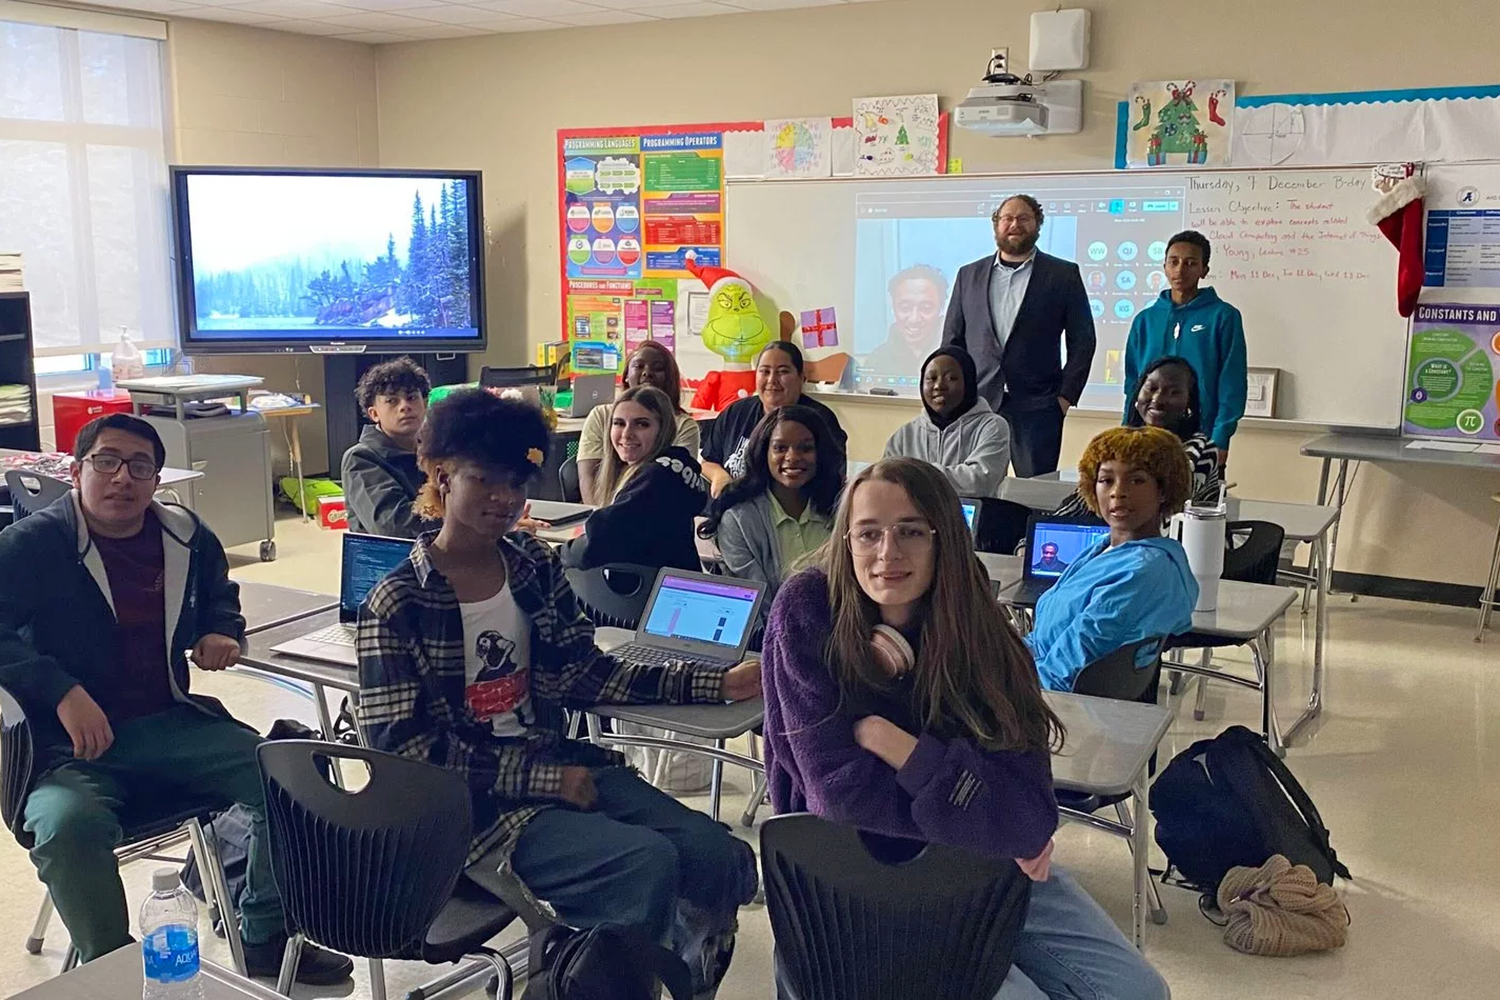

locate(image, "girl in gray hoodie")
(883, 346), (1012, 497)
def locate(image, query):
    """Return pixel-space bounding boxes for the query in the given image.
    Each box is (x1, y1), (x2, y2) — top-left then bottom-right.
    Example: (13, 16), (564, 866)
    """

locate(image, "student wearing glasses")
(0, 414), (353, 983)
(761, 457), (1168, 1000)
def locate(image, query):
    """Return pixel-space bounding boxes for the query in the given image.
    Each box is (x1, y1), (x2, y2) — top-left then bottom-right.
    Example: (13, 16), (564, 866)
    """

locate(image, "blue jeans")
(776, 865), (1168, 1000)
(472, 766), (756, 944)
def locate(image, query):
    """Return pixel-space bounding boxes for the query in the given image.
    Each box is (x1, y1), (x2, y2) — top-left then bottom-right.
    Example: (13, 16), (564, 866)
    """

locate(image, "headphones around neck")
(870, 624), (916, 677)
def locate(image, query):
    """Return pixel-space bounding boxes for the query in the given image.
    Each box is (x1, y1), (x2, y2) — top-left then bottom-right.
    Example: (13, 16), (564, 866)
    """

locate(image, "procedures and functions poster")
(562, 136), (643, 281)
(1404, 303), (1500, 441)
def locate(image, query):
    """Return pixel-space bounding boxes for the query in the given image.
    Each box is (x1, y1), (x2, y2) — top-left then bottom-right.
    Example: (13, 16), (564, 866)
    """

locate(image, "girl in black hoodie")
(561, 385), (708, 573)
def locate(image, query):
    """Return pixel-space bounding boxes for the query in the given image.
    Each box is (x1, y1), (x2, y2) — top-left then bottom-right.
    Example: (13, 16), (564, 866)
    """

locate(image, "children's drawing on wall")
(853, 94), (940, 177)
(1126, 80), (1235, 168)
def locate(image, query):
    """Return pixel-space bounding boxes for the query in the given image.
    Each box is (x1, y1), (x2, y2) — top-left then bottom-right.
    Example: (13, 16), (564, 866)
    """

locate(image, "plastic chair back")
(1223, 520), (1285, 585)
(761, 813), (1030, 1000)
(1072, 636), (1165, 704)
(4, 471), (70, 520)
(559, 457), (582, 503)
(257, 740), (473, 960)
(0, 682), (35, 847)
(564, 562), (656, 630)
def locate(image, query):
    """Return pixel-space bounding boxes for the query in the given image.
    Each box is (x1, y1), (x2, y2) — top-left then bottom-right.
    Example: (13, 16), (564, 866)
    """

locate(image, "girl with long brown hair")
(762, 457), (1168, 1000)
(576, 341), (698, 505)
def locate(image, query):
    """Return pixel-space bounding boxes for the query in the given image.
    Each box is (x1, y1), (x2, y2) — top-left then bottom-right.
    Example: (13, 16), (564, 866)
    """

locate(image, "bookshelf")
(0, 292), (41, 452)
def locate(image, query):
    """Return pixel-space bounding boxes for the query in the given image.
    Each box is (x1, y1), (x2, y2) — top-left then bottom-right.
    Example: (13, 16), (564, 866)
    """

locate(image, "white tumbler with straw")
(1177, 488), (1227, 613)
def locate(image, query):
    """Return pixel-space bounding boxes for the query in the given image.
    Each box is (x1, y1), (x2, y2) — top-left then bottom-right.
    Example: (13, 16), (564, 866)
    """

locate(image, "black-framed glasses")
(87, 453), (158, 481)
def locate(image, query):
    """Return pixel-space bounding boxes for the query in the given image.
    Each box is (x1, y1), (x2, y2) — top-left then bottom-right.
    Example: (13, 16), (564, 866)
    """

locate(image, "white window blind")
(0, 13), (174, 357)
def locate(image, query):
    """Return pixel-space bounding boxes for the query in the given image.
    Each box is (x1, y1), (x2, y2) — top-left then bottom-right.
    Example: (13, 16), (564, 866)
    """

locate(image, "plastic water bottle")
(112, 328), (146, 385)
(141, 868), (204, 1000)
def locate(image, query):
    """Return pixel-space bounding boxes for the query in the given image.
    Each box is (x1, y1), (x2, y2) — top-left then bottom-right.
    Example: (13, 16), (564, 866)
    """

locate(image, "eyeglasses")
(996, 213), (1036, 226)
(87, 453), (158, 481)
(847, 522), (937, 554)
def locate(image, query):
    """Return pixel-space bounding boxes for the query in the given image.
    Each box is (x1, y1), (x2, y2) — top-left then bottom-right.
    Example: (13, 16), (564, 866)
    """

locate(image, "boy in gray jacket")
(340, 357), (431, 537)
(884, 346), (1012, 497)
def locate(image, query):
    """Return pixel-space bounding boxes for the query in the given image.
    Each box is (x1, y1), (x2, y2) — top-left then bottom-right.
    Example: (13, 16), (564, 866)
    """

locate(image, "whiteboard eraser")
(1030, 9), (1090, 72)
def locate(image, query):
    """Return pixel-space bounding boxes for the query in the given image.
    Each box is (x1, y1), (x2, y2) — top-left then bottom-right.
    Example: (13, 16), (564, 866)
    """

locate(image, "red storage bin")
(52, 390), (134, 453)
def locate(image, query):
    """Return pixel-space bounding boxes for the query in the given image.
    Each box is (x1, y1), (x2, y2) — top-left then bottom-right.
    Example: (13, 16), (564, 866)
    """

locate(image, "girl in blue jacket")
(1027, 425), (1199, 692)
(1122, 230), (1247, 458)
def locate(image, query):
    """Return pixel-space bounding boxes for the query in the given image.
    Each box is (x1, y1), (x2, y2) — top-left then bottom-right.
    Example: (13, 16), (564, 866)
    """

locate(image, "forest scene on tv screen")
(185, 174), (480, 341)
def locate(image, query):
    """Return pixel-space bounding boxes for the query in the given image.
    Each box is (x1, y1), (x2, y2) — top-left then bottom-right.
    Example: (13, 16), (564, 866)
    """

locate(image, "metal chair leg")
(475, 951), (514, 1000)
(26, 892), (53, 954)
(740, 772), (767, 828)
(276, 933), (305, 996)
(188, 817), (246, 976)
(370, 956), (389, 1000)
(709, 739), (725, 823)
(1475, 509), (1500, 641)
(1192, 648), (1211, 721)
(1114, 801), (1167, 925)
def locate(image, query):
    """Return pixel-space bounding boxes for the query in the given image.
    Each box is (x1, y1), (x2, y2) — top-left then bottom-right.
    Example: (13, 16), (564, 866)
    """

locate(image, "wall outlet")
(987, 47), (1009, 78)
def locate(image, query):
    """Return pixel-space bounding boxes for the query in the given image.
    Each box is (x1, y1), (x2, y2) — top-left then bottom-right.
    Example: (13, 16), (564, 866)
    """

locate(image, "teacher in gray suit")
(942, 194), (1096, 477)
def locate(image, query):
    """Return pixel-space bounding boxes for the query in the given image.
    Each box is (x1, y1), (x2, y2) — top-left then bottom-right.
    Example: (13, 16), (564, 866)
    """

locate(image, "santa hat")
(1366, 175), (1427, 319)
(684, 250), (749, 296)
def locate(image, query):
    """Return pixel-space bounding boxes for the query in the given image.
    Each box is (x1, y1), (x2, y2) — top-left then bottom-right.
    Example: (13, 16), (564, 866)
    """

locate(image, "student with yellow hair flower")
(358, 389), (760, 994)
(1025, 425), (1200, 692)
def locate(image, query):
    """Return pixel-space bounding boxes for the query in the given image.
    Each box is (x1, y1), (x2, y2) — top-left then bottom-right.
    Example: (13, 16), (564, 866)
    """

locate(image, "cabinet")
(0, 293), (41, 452)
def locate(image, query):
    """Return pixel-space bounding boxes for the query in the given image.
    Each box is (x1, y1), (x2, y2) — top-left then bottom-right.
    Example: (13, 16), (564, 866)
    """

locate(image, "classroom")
(2, 1), (1500, 998)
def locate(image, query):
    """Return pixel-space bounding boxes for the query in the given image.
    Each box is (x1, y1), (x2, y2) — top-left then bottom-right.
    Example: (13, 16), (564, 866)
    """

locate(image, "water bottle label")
(143, 925), (199, 983)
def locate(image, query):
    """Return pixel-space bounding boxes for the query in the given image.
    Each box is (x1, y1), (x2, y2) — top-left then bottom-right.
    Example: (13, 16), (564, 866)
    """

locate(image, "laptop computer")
(607, 568), (766, 672)
(960, 499), (983, 538)
(567, 373), (616, 417)
(269, 532), (414, 666)
(525, 499), (594, 527)
(1003, 514), (1111, 606)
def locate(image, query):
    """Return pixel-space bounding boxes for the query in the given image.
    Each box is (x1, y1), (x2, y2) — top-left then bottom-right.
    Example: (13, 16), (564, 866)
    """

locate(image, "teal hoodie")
(1123, 287), (1247, 449)
(1024, 536), (1198, 693)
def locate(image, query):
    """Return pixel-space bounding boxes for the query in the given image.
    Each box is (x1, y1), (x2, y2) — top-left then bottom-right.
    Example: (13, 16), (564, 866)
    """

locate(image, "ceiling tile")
(188, 6), (281, 21)
(267, 18), (355, 33)
(395, 5), (521, 23)
(332, 29), (420, 41)
(114, 0), (205, 13)
(547, 9), (653, 24)
(725, 0), (837, 9)
(396, 22), (491, 36)
(484, 16), (560, 30)
(331, 0), (438, 9)
(317, 10), (434, 28)
(628, 1), (744, 17)
(465, 0), (604, 15)
(221, 0), (359, 18)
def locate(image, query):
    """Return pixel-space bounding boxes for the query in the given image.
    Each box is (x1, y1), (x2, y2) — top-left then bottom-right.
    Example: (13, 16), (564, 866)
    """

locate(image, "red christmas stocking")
(1365, 176), (1427, 318)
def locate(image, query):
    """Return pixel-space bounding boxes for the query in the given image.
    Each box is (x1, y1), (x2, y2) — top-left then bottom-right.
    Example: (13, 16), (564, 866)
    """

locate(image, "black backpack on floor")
(1149, 725), (1351, 893)
(521, 924), (694, 1000)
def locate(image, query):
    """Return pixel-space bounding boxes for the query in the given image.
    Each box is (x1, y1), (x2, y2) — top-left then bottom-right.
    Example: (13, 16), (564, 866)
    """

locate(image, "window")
(32, 347), (173, 377)
(0, 16), (174, 362)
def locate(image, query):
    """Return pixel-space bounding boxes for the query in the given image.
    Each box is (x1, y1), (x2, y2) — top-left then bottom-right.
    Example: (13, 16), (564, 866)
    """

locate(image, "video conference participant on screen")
(942, 194), (1096, 479)
(1033, 542), (1069, 574)
(862, 264), (949, 382)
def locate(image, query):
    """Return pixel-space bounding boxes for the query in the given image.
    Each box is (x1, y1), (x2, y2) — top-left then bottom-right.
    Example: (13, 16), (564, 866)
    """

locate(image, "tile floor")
(3, 512), (1500, 998)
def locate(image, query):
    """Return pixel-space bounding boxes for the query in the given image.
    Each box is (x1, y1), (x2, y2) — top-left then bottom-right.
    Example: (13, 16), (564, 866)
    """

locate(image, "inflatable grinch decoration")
(685, 252), (775, 412)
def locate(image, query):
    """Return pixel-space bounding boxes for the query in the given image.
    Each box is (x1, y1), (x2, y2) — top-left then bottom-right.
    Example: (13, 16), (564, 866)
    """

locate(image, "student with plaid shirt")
(357, 390), (760, 997)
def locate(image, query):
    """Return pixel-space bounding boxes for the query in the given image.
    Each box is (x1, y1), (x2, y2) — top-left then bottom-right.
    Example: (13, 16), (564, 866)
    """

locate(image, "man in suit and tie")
(943, 194), (1097, 477)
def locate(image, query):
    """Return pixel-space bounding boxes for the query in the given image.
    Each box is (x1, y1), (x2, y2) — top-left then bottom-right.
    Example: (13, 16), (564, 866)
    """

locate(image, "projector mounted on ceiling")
(954, 52), (1083, 137)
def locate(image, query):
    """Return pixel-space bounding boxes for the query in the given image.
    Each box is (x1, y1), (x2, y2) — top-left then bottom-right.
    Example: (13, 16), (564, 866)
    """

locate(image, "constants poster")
(1404, 303), (1500, 441)
(559, 124), (744, 374)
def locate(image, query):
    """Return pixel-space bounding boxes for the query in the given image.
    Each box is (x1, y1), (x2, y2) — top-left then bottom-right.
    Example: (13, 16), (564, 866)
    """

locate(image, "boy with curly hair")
(341, 356), (431, 537)
(1025, 425), (1199, 692)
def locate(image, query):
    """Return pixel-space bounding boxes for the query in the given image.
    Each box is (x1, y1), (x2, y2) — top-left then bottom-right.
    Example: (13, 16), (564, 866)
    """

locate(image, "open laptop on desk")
(1001, 514), (1111, 606)
(526, 499), (594, 527)
(269, 532), (413, 666)
(608, 569), (765, 672)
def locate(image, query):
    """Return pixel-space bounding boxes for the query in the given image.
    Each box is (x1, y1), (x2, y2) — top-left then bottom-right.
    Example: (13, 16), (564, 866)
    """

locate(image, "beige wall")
(166, 17), (380, 475)
(369, 0), (1500, 589)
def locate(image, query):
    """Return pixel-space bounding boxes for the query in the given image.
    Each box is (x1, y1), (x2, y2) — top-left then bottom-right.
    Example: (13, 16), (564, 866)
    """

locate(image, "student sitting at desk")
(698, 404), (844, 609)
(1053, 355), (1222, 517)
(341, 356), (431, 537)
(1028, 426), (1198, 694)
(883, 346), (1011, 497)
(761, 457), (1168, 1000)
(0, 414), (353, 984)
(1122, 230), (1247, 464)
(700, 341), (847, 498)
(577, 340), (700, 505)
(562, 385), (708, 574)
(357, 390), (759, 996)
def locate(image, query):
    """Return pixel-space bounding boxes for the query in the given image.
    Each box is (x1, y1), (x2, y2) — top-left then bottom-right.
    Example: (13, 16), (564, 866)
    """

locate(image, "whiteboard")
(721, 166), (1404, 428)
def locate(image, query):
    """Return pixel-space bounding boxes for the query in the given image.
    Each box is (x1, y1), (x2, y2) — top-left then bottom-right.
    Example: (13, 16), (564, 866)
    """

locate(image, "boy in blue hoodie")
(1026, 426), (1198, 692)
(1123, 230), (1247, 463)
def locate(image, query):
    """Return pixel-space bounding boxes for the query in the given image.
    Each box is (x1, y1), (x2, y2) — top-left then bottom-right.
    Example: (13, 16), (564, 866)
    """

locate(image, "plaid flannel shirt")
(357, 531), (730, 864)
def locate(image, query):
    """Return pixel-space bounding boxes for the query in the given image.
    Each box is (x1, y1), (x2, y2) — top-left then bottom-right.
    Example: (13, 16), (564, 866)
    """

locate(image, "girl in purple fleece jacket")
(762, 458), (1170, 1000)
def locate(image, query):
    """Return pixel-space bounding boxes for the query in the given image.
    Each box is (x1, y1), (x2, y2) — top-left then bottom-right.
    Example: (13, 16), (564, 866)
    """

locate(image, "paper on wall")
(852, 94), (940, 177)
(687, 292), (711, 335)
(722, 128), (767, 180)
(1125, 80), (1234, 169)
(831, 126), (856, 177)
(763, 117), (833, 180)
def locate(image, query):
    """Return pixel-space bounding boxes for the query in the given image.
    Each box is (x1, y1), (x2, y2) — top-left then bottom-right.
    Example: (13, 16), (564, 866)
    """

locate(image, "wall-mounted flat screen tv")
(171, 167), (486, 354)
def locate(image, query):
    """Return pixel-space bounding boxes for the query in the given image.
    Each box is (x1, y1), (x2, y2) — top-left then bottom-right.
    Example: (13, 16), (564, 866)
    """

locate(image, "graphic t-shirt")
(460, 582), (533, 738)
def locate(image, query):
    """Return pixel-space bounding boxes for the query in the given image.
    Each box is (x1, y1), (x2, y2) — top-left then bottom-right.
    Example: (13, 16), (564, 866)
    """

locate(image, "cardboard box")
(317, 495), (347, 530)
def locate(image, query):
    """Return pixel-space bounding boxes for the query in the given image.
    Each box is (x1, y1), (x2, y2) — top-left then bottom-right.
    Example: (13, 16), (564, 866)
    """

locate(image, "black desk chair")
(1167, 520), (1286, 719)
(4, 471), (70, 521)
(1055, 636), (1170, 926)
(257, 740), (519, 1000)
(564, 562), (656, 630)
(558, 456), (582, 503)
(761, 813), (1031, 1000)
(0, 682), (245, 975)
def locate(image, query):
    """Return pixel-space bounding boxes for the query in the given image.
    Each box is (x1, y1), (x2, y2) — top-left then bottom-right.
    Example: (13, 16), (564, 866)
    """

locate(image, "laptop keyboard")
(611, 642), (728, 672)
(303, 623), (357, 647)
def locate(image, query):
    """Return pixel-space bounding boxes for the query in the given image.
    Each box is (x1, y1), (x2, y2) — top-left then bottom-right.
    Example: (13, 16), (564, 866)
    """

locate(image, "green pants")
(21, 704), (284, 963)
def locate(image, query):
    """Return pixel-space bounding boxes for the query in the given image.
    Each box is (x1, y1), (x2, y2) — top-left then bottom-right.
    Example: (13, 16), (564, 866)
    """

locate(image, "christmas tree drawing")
(1147, 81), (1209, 165)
